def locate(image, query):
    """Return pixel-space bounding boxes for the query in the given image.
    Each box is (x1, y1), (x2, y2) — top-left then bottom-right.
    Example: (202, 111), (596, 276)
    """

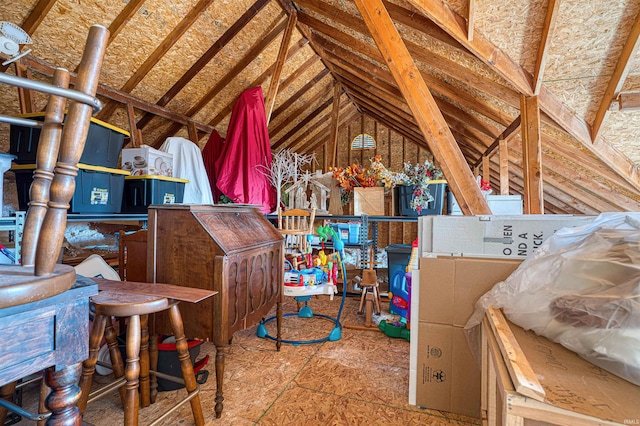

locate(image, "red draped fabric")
(202, 129), (224, 203)
(215, 87), (275, 213)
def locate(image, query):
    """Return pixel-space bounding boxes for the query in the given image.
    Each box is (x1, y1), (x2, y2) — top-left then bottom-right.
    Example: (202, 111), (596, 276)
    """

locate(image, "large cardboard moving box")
(418, 215), (593, 258)
(409, 256), (522, 418)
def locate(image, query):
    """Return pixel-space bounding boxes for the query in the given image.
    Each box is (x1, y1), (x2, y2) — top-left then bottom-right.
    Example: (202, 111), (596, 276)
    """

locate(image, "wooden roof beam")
(136, 0), (270, 130)
(153, 17), (288, 146)
(533, 0), (560, 94)
(265, 11), (298, 124)
(98, 0), (218, 121)
(355, 0), (490, 215)
(472, 115), (521, 168)
(520, 95), (543, 214)
(591, 9), (640, 141)
(210, 37), (312, 129)
(409, 0), (640, 191)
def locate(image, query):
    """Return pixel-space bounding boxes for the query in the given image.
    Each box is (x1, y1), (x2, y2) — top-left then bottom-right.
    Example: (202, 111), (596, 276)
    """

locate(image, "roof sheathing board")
(474, 0), (545, 76)
(128, 0), (261, 108)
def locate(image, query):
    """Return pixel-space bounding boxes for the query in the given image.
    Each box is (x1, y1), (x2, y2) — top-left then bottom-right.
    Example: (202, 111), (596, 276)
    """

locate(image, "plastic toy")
(378, 320), (410, 341)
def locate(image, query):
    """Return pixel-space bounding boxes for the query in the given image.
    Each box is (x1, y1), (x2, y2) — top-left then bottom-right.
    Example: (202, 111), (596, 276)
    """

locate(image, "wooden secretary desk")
(147, 204), (283, 418)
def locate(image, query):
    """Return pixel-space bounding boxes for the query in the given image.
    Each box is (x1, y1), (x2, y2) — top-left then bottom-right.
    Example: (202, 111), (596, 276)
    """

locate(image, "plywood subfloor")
(15, 296), (479, 425)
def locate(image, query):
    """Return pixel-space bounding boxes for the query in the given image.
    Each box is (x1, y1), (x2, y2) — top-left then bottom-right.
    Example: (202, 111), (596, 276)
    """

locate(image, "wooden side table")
(0, 276), (97, 424)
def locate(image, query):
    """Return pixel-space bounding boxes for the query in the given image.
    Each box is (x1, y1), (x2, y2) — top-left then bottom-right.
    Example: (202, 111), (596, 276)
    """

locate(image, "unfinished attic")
(0, 0), (640, 425)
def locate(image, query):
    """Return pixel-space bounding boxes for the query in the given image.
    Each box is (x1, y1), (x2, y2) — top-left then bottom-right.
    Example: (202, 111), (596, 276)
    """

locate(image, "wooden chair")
(277, 207), (316, 256)
(357, 247), (382, 327)
(0, 25), (108, 425)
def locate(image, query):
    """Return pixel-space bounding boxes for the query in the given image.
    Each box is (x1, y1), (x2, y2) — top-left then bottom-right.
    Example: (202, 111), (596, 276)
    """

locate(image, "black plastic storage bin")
(156, 336), (209, 391)
(13, 163), (128, 214)
(394, 180), (446, 216)
(121, 175), (187, 213)
(10, 113), (129, 168)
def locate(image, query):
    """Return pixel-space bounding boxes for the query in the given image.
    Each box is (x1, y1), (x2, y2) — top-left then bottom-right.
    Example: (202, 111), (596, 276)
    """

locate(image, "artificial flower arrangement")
(391, 159), (444, 214)
(331, 155), (444, 213)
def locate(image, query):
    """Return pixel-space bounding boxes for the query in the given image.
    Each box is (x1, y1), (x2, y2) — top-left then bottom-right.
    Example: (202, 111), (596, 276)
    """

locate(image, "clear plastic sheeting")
(465, 212), (640, 386)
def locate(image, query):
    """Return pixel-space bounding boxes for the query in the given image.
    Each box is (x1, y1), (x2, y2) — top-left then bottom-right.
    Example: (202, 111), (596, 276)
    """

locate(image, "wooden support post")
(126, 103), (138, 147)
(482, 155), (490, 184)
(15, 62), (35, 114)
(354, 0), (490, 215)
(187, 120), (198, 144)
(499, 136), (509, 195)
(520, 95), (543, 214)
(329, 83), (342, 168)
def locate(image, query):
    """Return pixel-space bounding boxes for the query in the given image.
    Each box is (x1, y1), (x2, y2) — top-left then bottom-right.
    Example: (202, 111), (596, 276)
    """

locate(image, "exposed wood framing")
(265, 11), (298, 124)
(520, 95), (543, 214)
(15, 62), (34, 114)
(499, 136), (509, 195)
(592, 9), (640, 141)
(467, 0), (475, 41)
(354, 0), (490, 215)
(329, 83), (342, 167)
(533, 0), (559, 95)
(137, 0), (271, 130)
(23, 56), (216, 134)
(98, 0), (218, 121)
(20, 0), (57, 35)
(473, 116), (521, 168)
(618, 91), (640, 110)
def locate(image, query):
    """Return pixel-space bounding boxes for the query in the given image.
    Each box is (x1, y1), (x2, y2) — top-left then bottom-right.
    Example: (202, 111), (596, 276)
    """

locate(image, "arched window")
(351, 133), (376, 150)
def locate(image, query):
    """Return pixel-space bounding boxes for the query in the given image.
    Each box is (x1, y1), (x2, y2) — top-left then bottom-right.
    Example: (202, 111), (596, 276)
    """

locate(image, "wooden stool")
(357, 248), (382, 327)
(78, 280), (215, 426)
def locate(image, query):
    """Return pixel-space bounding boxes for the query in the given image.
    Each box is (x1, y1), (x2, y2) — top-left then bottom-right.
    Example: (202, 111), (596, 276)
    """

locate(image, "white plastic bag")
(465, 212), (640, 385)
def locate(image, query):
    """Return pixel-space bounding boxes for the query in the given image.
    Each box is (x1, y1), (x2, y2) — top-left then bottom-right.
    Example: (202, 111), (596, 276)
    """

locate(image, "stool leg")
(78, 314), (108, 412)
(104, 318), (126, 405)
(167, 304), (205, 426)
(139, 315), (150, 408)
(373, 285), (381, 315)
(43, 363), (83, 425)
(365, 292), (374, 327)
(358, 288), (367, 314)
(124, 315), (141, 426)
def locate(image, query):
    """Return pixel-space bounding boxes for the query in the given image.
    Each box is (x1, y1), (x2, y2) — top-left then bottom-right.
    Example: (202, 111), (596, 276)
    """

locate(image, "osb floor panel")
(15, 296), (480, 426)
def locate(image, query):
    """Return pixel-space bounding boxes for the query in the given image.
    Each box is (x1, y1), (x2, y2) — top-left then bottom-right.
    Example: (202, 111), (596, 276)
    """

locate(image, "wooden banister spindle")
(36, 25), (109, 276)
(21, 68), (70, 267)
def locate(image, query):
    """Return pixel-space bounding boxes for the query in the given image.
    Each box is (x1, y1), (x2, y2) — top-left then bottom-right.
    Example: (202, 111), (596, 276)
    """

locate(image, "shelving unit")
(0, 212), (25, 264)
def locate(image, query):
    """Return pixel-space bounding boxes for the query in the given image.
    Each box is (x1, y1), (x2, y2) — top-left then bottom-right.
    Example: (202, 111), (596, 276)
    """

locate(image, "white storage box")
(448, 193), (523, 215)
(418, 215), (594, 259)
(121, 145), (173, 177)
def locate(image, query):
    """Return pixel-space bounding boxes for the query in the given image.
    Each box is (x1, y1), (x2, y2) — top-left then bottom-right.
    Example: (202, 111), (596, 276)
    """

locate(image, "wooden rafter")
(98, 0), (217, 121)
(265, 11), (298, 124)
(408, 0), (640, 191)
(20, 0), (57, 35)
(269, 81), (333, 139)
(210, 38), (312, 129)
(137, 0), (270, 130)
(354, 0), (490, 215)
(533, 0), (560, 94)
(591, 9), (640, 141)
(153, 17), (288, 146)
(406, 0), (533, 96)
(467, 0), (475, 41)
(472, 116), (521, 168)
(23, 55), (215, 134)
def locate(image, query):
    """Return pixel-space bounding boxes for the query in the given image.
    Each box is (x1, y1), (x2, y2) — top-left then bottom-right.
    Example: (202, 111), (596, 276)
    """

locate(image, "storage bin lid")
(12, 112), (130, 136)
(12, 163), (131, 175)
(125, 175), (188, 183)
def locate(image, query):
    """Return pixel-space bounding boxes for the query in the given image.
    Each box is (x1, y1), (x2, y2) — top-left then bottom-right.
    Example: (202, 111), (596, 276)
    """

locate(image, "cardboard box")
(353, 187), (384, 216)
(418, 215), (594, 258)
(121, 145), (173, 177)
(409, 256), (522, 418)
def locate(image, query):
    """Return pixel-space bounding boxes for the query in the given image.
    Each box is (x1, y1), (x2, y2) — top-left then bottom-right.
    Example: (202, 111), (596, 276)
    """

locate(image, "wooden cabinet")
(147, 204), (283, 417)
